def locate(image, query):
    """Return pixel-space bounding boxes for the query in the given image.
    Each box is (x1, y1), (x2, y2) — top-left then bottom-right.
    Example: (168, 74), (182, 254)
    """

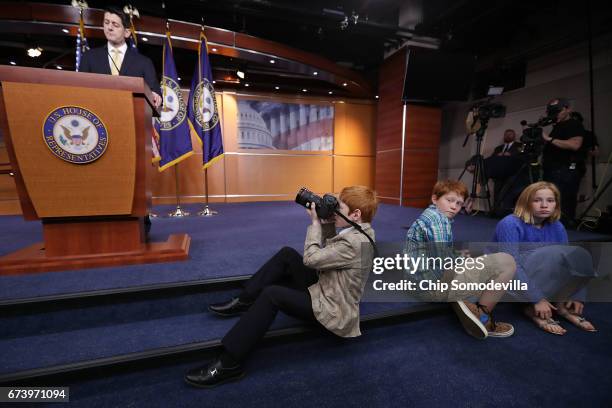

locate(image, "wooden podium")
(0, 66), (190, 275)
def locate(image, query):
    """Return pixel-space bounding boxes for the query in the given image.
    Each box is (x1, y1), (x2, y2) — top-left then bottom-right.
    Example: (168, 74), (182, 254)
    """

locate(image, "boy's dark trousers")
(222, 246), (320, 361)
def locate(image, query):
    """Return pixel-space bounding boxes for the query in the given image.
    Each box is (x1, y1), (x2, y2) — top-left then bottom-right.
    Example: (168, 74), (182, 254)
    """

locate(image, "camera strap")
(333, 210), (379, 258)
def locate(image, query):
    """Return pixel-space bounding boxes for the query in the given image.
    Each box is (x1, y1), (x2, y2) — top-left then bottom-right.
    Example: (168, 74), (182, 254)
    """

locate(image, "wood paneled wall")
(374, 48), (441, 209)
(375, 49), (406, 205)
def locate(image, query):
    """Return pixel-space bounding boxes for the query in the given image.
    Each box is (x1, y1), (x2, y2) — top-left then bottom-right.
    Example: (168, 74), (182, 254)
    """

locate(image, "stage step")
(0, 284), (443, 384)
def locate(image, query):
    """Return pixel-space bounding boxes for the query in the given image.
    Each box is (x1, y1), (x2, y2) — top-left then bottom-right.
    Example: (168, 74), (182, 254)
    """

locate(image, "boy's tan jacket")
(304, 222), (375, 337)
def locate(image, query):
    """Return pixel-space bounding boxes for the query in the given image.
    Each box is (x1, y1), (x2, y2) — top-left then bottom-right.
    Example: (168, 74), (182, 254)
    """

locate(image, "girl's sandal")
(557, 309), (597, 332)
(524, 308), (566, 335)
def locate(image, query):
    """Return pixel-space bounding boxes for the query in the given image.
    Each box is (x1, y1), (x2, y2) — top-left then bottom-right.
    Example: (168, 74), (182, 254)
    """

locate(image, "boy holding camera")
(405, 180), (516, 339)
(185, 186), (378, 388)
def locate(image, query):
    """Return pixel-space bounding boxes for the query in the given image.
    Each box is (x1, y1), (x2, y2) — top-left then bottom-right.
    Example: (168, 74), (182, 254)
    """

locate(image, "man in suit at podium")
(80, 6), (161, 237)
(79, 6), (162, 108)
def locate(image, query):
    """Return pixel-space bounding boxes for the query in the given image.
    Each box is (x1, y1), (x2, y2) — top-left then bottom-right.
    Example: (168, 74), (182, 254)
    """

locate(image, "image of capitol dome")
(237, 103), (275, 149)
(237, 100), (334, 151)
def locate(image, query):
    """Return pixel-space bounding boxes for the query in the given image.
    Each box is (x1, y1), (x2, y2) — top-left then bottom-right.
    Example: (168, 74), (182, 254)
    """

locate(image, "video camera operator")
(541, 98), (585, 226)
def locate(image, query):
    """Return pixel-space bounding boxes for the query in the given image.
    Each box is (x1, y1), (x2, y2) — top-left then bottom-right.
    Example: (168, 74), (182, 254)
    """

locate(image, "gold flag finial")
(123, 4), (140, 19)
(71, 0), (88, 10)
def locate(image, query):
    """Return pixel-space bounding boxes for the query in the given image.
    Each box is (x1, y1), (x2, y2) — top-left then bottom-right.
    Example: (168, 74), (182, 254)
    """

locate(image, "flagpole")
(198, 168), (218, 216)
(164, 19), (189, 218)
(168, 164), (190, 217)
(197, 21), (218, 217)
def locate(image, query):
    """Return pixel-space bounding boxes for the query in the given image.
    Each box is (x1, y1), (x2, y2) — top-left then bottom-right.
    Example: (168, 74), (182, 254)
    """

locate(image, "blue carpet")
(1, 202), (609, 301)
(57, 303), (612, 408)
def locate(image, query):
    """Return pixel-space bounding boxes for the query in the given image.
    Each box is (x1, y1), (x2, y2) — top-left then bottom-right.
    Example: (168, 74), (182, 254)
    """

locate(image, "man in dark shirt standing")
(541, 98), (585, 225)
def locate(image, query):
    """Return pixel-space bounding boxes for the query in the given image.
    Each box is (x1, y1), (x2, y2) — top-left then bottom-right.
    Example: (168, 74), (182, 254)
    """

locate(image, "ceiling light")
(213, 80), (216, 84)
(27, 47), (42, 58)
(274, 86), (280, 90)
(141, 37), (149, 42)
(211, 48), (218, 52)
(302, 89), (307, 92)
(269, 59), (275, 64)
(245, 83), (250, 87)
(62, 28), (70, 34)
(313, 71), (318, 76)
(237, 70), (245, 79)
(342, 82), (347, 87)
(9, 60), (17, 66)
(177, 77), (181, 81)
(328, 91), (333, 95)
(375, 95), (379, 99)
(56, 65), (63, 70)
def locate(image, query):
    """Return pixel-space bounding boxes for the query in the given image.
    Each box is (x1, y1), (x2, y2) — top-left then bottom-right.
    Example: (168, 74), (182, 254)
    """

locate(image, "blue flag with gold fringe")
(154, 32), (194, 171)
(187, 32), (224, 169)
(75, 10), (89, 72)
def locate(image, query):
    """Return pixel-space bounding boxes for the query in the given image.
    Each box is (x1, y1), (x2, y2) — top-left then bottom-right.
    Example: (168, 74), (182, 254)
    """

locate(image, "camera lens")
(295, 188), (338, 219)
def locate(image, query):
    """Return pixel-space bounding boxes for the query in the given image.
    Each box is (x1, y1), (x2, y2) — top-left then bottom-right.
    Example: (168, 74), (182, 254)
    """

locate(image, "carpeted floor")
(58, 302), (612, 408)
(1, 202), (609, 301)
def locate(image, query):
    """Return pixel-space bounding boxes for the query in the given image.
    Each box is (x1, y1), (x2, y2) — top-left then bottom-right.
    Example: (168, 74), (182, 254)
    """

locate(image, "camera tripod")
(458, 117), (492, 212)
(492, 155), (542, 216)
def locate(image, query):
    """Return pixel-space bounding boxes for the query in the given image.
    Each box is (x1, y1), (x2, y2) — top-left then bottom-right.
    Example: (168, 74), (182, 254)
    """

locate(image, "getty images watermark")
(371, 252), (527, 293)
(360, 242), (612, 303)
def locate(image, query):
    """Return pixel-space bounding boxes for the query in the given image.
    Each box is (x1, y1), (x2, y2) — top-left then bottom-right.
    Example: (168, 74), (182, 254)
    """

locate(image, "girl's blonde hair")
(514, 181), (561, 224)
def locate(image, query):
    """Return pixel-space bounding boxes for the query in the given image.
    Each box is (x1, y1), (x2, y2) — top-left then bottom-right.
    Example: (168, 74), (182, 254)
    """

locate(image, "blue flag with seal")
(154, 32), (194, 171)
(187, 32), (224, 169)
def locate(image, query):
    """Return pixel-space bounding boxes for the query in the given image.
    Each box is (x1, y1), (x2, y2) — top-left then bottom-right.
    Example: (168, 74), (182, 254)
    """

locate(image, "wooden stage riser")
(0, 234), (190, 276)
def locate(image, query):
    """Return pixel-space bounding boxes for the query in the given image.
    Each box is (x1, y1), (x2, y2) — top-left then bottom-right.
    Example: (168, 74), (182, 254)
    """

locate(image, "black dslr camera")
(295, 187), (338, 219)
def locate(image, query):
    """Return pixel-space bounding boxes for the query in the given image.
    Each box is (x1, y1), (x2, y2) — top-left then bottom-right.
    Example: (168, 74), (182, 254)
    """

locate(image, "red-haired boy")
(405, 180), (516, 339)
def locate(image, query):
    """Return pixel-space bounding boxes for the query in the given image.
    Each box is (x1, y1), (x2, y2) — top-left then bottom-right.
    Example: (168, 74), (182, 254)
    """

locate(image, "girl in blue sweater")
(494, 181), (597, 335)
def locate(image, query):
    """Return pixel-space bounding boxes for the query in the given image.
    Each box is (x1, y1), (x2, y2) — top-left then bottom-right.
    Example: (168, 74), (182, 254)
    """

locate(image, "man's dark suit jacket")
(79, 45), (161, 96)
(490, 141), (523, 157)
(485, 141), (525, 179)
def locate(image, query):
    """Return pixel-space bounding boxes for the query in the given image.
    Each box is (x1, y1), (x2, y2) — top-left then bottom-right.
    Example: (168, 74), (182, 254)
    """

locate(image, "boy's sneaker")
(485, 319), (515, 338)
(452, 301), (488, 339)
(453, 301), (514, 339)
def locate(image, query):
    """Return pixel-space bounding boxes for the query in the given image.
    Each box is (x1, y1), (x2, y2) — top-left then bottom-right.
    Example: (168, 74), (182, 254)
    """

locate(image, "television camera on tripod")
(458, 87), (506, 212)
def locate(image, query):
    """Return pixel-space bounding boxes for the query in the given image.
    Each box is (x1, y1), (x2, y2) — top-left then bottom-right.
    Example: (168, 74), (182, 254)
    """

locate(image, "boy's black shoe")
(208, 297), (252, 317)
(185, 359), (245, 388)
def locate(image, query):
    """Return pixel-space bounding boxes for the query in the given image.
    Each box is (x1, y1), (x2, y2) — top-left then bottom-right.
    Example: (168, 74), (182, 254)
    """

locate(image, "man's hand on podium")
(152, 92), (162, 108)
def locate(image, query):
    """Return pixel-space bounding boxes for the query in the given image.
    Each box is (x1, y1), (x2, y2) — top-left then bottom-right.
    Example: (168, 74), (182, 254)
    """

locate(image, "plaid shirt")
(405, 205), (456, 280)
